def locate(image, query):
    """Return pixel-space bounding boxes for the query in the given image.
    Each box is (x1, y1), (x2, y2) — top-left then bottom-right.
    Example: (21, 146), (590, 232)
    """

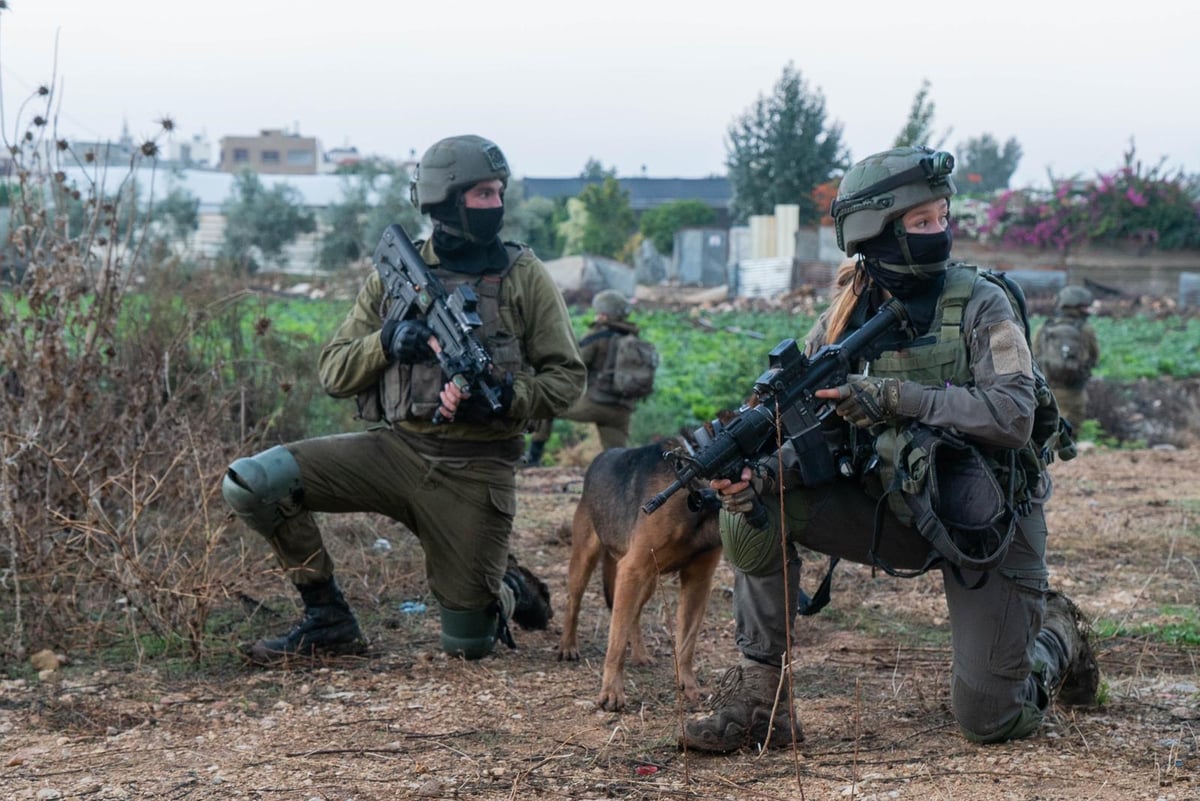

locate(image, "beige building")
(218, 129), (320, 175)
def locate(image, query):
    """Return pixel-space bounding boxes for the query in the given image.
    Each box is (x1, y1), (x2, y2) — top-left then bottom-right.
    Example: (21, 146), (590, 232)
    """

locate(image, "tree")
(578, 176), (634, 260)
(892, 79), (951, 149)
(955, 134), (1023, 193)
(319, 163), (422, 270)
(638, 199), (715, 255)
(502, 179), (565, 259)
(580, 158), (616, 181)
(151, 185), (200, 243)
(220, 170), (316, 274)
(725, 62), (849, 224)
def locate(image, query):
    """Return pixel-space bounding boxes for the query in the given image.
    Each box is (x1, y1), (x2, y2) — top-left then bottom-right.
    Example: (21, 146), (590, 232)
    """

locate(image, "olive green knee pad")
(720, 509), (782, 576)
(222, 445), (303, 536)
(439, 605), (499, 660)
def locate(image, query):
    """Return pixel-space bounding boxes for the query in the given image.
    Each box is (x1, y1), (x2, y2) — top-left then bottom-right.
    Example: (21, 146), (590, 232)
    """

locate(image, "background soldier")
(524, 289), (654, 465)
(222, 134), (586, 663)
(1033, 285), (1100, 426)
(683, 146), (1099, 753)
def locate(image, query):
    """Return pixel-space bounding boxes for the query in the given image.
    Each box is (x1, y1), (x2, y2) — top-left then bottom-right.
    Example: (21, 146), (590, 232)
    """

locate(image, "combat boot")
(679, 658), (804, 753)
(522, 440), (546, 468)
(247, 577), (367, 665)
(1041, 591), (1100, 706)
(503, 554), (553, 630)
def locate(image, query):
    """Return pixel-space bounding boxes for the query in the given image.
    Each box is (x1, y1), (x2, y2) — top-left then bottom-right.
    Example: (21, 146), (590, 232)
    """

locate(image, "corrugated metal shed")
(735, 256), (792, 298)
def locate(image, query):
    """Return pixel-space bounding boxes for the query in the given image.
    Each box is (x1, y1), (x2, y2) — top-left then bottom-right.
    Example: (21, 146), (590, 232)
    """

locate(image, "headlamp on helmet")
(831, 146), (957, 257)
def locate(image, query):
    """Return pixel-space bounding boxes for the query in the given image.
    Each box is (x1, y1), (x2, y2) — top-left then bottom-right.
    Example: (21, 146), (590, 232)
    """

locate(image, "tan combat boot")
(679, 658), (804, 753)
(1042, 591), (1100, 706)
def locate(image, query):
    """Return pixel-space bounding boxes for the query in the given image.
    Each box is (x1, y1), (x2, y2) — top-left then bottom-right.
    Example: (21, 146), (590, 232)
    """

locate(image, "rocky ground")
(2, 445), (1199, 801)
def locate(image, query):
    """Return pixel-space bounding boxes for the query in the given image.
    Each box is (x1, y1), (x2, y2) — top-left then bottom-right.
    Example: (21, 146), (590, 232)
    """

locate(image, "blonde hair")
(823, 257), (868, 346)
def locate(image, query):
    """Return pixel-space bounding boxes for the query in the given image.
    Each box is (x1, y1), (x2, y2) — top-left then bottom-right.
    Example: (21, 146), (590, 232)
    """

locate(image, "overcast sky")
(2, 1), (1194, 189)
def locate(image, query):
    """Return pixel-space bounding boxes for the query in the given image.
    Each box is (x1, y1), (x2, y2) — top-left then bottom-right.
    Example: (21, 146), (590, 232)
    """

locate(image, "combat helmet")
(593, 289), (631, 320)
(831, 146), (956, 257)
(1057, 285), (1094, 310)
(410, 135), (510, 212)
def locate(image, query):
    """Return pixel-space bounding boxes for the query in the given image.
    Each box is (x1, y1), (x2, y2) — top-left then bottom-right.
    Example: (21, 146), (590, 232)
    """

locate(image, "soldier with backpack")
(524, 290), (658, 466)
(1034, 285), (1099, 426)
(683, 146), (1098, 753)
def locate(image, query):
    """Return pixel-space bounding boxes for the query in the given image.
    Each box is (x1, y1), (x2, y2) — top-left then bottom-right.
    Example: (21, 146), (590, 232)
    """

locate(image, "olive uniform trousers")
(722, 474), (1051, 743)
(268, 427), (518, 615)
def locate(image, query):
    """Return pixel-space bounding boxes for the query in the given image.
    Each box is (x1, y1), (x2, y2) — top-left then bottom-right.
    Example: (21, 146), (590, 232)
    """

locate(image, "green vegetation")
(726, 61), (849, 224)
(1093, 605), (1200, 646)
(1026, 313), (1200, 381)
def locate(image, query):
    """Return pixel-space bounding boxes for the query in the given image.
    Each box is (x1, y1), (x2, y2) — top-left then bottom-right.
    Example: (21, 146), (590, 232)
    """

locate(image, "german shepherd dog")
(557, 438), (722, 711)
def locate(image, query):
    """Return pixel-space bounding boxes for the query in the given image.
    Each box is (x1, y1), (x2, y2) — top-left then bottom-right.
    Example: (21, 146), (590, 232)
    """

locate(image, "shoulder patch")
(988, 319), (1033, 377)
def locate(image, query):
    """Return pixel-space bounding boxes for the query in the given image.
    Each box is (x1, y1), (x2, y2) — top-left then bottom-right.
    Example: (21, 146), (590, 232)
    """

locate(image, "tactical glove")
(381, 319), (436, 363)
(718, 463), (776, 515)
(830, 375), (907, 428)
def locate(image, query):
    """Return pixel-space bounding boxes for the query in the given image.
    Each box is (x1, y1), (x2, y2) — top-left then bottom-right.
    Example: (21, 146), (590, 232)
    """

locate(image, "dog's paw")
(679, 678), (703, 704)
(596, 685), (626, 712)
(557, 645), (581, 662)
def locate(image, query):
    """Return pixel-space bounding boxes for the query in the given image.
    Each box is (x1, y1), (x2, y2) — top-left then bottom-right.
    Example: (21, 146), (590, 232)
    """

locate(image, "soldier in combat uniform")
(1033, 285), (1100, 427)
(222, 135), (585, 663)
(681, 146), (1100, 752)
(524, 290), (646, 465)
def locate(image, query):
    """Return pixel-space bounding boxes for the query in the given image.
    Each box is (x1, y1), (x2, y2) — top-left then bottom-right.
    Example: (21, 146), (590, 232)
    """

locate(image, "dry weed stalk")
(0, 64), (294, 663)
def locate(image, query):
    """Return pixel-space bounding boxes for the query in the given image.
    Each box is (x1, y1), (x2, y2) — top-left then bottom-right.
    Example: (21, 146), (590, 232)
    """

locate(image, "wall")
(953, 242), (1200, 298)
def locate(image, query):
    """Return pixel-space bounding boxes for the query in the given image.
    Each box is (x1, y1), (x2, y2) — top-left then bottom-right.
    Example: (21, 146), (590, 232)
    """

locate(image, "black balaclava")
(858, 221), (953, 336)
(428, 193), (507, 274)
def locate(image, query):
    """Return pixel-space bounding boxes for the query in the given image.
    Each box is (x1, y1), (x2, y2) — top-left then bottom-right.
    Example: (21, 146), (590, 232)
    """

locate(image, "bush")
(975, 145), (1200, 251)
(0, 101), (324, 661)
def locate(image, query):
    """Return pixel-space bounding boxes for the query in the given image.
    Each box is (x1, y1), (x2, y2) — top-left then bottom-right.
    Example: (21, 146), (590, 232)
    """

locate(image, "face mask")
(904, 229), (953, 265)
(461, 206), (504, 243)
(859, 227), (952, 267)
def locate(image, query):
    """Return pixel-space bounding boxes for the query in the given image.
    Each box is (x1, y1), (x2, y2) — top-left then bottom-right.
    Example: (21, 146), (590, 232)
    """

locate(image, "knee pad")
(720, 509), (781, 576)
(439, 605), (499, 660)
(222, 445), (303, 535)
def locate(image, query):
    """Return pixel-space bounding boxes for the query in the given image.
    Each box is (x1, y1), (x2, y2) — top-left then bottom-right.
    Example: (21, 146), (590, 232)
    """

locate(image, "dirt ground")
(2, 446), (1199, 801)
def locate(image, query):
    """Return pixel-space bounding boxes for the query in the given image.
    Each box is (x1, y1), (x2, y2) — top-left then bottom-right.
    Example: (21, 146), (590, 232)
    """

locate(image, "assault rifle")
(641, 298), (910, 525)
(373, 224), (503, 424)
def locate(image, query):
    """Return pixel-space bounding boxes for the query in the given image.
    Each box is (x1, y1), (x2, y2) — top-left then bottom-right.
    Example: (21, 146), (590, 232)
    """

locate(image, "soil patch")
(2, 448), (1199, 800)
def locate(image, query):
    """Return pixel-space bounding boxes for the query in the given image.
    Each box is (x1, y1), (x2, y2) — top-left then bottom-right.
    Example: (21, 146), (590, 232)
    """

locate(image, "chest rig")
(866, 265), (1042, 519)
(359, 244), (531, 429)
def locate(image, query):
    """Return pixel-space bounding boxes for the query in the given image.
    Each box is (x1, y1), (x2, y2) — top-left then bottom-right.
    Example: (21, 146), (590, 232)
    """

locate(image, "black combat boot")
(247, 577), (367, 665)
(522, 440), (546, 468)
(679, 658), (804, 753)
(503, 554), (553, 631)
(1040, 591), (1100, 706)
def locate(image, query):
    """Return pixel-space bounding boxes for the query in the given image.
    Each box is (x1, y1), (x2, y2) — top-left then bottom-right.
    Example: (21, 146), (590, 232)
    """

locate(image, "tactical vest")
(361, 244), (532, 433)
(865, 265), (1041, 525)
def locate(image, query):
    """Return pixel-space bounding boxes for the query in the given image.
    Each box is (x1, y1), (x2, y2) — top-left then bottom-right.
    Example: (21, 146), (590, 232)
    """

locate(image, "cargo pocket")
(988, 577), (1044, 679)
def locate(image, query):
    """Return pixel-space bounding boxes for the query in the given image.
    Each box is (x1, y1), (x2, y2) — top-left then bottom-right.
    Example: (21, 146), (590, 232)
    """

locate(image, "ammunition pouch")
(870, 424), (1019, 581)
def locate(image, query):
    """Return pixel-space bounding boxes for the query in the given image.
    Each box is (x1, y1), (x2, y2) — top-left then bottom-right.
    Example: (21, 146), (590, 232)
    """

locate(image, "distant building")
(521, 176), (732, 228)
(70, 119), (138, 167)
(323, 145), (362, 173)
(218, 129), (321, 175)
(165, 134), (214, 168)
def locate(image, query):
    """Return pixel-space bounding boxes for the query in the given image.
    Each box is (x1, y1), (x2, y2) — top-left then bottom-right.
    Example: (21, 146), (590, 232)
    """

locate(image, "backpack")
(597, 334), (659, 400)
(974, 269), (1076, 464)
(1036, 318), (1089, 386)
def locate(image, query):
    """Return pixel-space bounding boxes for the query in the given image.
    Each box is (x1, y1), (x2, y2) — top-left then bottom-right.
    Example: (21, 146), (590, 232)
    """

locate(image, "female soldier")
(681, 146), (1098, 752)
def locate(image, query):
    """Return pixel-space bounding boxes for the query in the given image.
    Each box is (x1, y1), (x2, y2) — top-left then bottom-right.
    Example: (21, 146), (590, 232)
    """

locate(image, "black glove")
(381, 319), (436, 363)
(453, 372), (516, 423)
